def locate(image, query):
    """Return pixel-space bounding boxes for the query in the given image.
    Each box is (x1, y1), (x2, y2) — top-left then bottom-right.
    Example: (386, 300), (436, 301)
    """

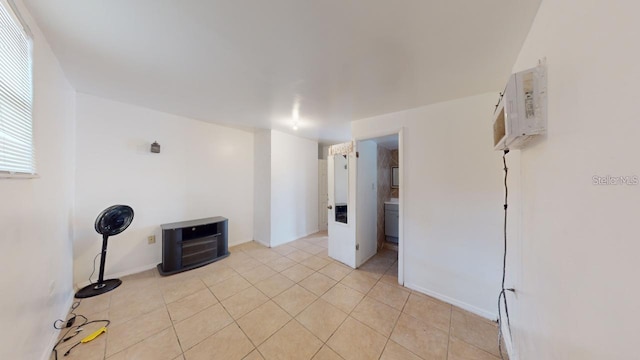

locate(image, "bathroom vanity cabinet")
(384, 202), (399, 243)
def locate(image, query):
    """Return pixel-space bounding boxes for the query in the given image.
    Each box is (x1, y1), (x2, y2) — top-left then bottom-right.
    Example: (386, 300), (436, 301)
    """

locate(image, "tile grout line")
(352, 261), (403, 360)
(217, 245), (323, 358)
(103, 294), (113, 360)
(201, 247), (265, 358)
(370, 264), (402, 360)
(446, 302), (453, 360)
(219, 248), (265, 357)
(105, 283), (175, 358)
(376, 262), (431, 360)
(163, 276), (219, 359)
(114, 240), (330, 357)
(239, 243), (328, 359)
(163, 302), (186, 360)
(314, 258), (396, 359)
(173, 258), (249, 357)
(240, 242), (350, 359)
(100, 237), (406, 360)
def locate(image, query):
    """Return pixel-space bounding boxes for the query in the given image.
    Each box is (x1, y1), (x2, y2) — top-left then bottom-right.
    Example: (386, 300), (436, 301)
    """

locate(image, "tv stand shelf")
(157, 216), (229, 276)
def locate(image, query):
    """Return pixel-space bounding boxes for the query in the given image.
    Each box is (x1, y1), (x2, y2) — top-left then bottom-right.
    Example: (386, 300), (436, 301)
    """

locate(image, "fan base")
(75, 279), (122, 298)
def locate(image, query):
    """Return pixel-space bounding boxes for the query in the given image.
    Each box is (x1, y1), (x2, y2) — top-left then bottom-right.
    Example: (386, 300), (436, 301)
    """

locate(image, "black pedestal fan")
(75, 205), (134, 299)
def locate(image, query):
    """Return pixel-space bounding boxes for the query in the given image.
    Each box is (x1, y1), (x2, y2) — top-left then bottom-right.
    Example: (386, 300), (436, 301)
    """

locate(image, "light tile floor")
(54, 232), (505, 360)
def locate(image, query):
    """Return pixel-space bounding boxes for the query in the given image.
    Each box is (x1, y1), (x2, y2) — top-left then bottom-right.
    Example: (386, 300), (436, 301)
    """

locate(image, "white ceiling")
(24, 0), (541, 143)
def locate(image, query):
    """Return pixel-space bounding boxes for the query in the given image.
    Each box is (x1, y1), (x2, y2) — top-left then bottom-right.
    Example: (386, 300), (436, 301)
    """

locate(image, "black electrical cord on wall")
(88, 252), (101, 284)
(498, 149), (515, 360)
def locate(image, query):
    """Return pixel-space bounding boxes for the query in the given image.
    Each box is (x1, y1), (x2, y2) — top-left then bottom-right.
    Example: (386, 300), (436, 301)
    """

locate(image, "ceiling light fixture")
(292, 99), (301, 131)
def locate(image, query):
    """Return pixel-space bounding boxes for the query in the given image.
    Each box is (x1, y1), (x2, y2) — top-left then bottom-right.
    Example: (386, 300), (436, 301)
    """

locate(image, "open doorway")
(370, 134), (400, 251)
(323, 132), (403, 285)
(355, 131), (403, 285)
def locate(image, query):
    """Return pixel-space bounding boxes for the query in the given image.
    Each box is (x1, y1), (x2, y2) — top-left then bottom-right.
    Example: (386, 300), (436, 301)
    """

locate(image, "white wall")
(505, 1), (640, 359)
(356, 140), (377, 266)
(270, 130), (319, 246)
(0, 1), (76, 358)
(253, 129), (271, 246)
(352, 93), (504, 318)
(74, 94), (254, 284)
(319, 145), (330, 160)
(318, 159), (328, 231)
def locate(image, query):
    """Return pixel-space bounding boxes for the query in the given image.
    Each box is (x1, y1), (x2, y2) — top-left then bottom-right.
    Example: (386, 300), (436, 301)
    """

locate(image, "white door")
(355, 140), (378, 267)
(327, 150), (357, 268)
(318, 160), (328, 231)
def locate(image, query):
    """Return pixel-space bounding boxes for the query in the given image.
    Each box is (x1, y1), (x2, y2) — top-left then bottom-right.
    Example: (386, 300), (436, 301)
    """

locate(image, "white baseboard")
(107, 262), (159, 280)
(74, 262), (158, 290)
(270, 229), (320, 247)
(404, 282), (497, 321)
(41, 291), (74, 360)
(229, 238), (255, 247)
(303, 228), (320, 238)
(254, 239), (270, 247)
(500, 317), (518, 360)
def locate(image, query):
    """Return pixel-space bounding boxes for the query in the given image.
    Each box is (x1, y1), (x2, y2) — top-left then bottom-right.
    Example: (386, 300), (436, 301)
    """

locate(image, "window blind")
(0, 0), (33, 175)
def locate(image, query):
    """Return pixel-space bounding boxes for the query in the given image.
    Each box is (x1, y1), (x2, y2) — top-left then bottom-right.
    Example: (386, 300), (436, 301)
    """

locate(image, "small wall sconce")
(150, 141), (161, 153)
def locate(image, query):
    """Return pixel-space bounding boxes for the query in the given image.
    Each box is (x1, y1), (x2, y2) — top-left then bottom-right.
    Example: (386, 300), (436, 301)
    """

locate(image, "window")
(0, 0), (33, 176)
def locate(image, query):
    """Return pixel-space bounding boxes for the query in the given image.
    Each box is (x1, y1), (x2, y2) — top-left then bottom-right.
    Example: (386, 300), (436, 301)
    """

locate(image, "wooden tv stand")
(157, 216), (229, 276)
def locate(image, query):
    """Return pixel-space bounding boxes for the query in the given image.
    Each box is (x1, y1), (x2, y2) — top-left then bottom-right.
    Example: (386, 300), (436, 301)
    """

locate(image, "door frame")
(318, 159), (328, 231)
(353, 128), (405, 286)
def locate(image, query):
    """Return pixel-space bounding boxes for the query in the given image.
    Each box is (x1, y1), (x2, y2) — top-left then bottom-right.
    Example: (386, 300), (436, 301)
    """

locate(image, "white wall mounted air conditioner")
(493, 64), (547, 151)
